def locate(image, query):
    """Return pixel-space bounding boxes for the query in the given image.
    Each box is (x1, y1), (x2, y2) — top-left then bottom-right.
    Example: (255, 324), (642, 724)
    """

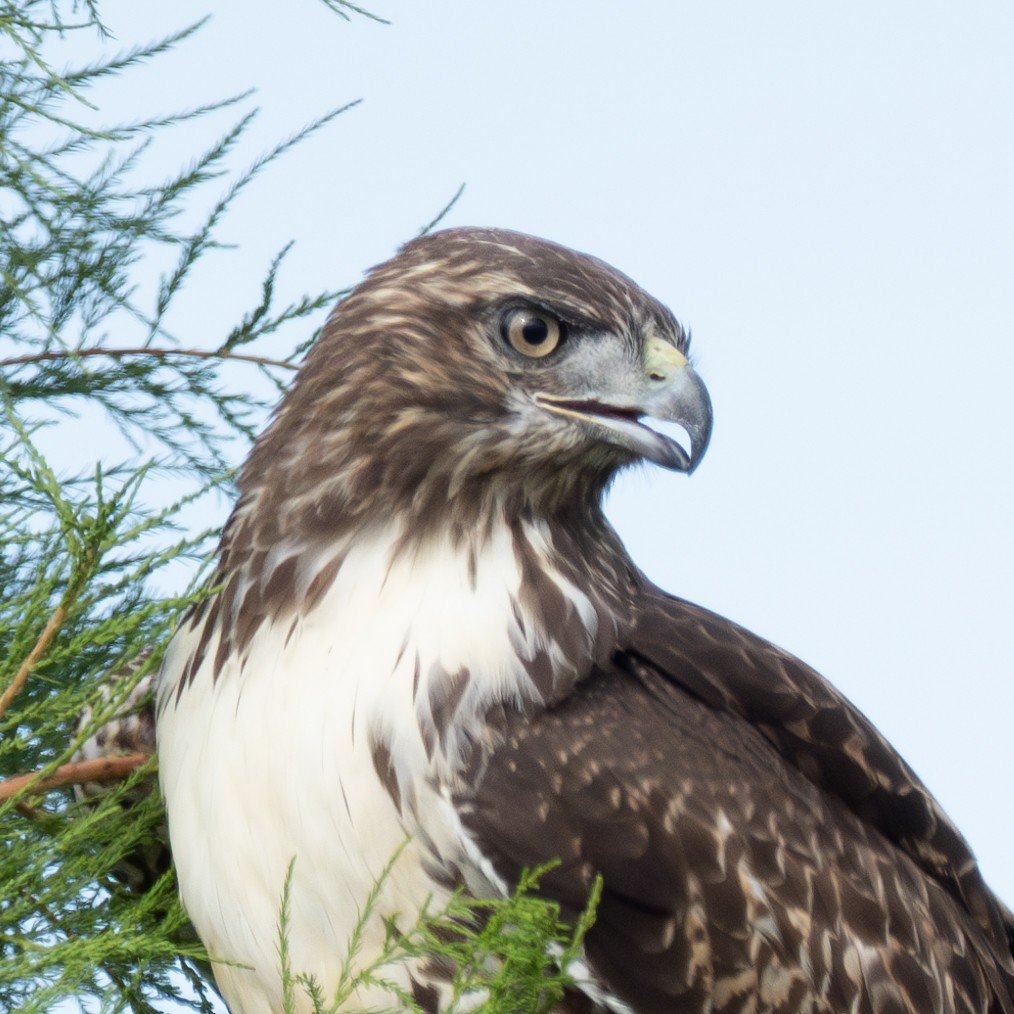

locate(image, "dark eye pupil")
(522, 318), (549, 345)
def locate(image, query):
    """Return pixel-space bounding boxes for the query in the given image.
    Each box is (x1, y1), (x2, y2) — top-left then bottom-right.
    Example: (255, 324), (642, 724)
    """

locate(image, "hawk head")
(237, 228), (712, 545)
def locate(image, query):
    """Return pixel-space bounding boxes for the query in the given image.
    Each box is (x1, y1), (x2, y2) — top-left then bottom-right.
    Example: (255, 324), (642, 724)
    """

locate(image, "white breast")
(156, 517), (600, 1012)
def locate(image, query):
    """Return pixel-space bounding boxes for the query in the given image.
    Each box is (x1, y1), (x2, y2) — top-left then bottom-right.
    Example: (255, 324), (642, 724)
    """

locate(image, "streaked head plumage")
(237, 227), (711, 545)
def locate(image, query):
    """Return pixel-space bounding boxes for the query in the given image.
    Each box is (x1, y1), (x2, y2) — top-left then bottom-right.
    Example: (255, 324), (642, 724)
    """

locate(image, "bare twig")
(0, 346), (299, 371)
(0, 753), (152, 803)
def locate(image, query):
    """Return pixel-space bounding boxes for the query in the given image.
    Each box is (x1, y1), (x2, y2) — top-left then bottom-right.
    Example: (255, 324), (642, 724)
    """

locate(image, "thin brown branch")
(0, 543), (98, 721)
(0, 345), (299, 371)
(15, 800), (53, 821)
(0, 602), (67, 721)
(0, 753), (152, 803)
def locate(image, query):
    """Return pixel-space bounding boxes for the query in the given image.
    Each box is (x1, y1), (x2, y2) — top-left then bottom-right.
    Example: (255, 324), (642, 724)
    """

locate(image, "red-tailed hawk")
(155, 228), (1014, 1012)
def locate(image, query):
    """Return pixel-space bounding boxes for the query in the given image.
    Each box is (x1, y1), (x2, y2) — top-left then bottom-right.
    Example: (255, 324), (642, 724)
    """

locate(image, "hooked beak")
(534, 335), (713, 474)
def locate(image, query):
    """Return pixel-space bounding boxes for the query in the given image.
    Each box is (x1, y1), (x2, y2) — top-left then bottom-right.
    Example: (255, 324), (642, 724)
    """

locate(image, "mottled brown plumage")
(73, 650), (168, 893)
(151, 227), (1013, 1013)
(460, 593), (1014, 1013)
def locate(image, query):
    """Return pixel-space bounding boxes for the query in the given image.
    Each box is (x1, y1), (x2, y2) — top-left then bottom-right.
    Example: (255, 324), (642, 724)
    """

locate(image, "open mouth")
(533, 394), (696, 472)
(540, 397), (640, 424)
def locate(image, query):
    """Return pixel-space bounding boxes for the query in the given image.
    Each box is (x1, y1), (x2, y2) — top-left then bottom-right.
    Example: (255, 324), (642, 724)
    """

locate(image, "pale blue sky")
(49, 2), (1014, 1007)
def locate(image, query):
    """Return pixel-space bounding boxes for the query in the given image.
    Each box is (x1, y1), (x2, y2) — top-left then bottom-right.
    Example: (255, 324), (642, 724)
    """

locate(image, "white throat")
(297, 514), (604, 778)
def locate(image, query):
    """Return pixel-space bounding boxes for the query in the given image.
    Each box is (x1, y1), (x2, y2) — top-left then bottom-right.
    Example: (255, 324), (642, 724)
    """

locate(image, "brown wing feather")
(631, 586), (1013, 972)
(457, 591), (1014, 1014)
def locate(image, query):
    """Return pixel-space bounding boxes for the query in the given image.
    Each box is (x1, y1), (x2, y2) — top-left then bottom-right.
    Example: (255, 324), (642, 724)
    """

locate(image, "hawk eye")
(501, 308), (563, 359)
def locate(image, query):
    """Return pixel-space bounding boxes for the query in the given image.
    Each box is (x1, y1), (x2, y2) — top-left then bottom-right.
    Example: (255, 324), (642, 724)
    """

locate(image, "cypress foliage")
(1, 3), (597, 1010)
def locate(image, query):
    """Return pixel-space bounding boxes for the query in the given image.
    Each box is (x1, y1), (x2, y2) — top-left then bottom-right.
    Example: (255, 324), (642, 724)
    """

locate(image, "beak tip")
(681, 373), (713, 476)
